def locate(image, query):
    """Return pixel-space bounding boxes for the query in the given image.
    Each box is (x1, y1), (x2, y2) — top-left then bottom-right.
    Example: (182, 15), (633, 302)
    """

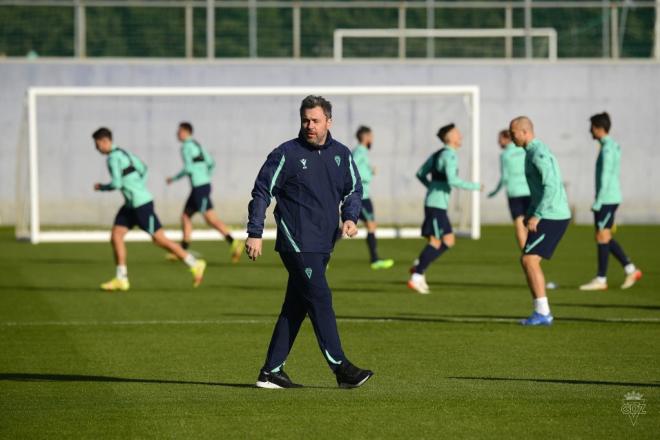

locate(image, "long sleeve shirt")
(524, 138), (571, 220)
(593, 135), (622, 210)
(352, 144), (373, 200)
(247, 131), (363, 254)
(488, 143), (531, 198)
(99, 144), (153, 208)
(171, 137), (215, 188)
(416, 146), (480, 210)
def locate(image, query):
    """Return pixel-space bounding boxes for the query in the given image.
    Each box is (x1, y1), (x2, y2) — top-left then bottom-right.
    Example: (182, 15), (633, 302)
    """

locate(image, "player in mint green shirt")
(352, 126), (394, 270)
(92, 127), (206, 291)
(166, 122), (244, 263)
(408, 123), (481, 294)
(488, 129), (531, 249)
(510, 117), (570, 326)
(579, 112), (641, 291)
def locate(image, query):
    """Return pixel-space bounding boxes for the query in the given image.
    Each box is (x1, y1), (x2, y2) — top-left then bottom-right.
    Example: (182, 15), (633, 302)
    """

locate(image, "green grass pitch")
(0, 225), (658, 438)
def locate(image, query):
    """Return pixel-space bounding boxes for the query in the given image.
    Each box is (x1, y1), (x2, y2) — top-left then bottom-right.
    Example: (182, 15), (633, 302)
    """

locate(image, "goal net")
(15, 86), (480, 243)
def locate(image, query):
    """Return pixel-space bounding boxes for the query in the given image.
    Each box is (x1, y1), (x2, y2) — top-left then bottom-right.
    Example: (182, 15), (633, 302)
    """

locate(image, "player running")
(352, 125), (394, 270)
(92, 127), (206, 291)
(246, 95), (373, 389)
(488, 129), (532, 249)
(579, 112), (642, 291)
(408, 123), (481, 294)
(166, 122), (244, 263)
(509, 117), (570, 326)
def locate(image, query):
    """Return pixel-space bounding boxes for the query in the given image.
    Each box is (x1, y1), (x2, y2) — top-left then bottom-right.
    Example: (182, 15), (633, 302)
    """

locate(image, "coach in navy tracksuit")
(246, 95), (374, 389)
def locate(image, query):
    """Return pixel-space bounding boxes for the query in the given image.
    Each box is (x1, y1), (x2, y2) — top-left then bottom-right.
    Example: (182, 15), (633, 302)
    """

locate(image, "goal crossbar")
(23, 85), (481, 243)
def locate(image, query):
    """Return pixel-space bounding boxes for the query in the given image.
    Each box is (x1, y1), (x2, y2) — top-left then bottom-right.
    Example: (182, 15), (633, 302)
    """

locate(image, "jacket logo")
(300, 158), (307, 170)
(334, 156), (341, 167)
(305, 268), (313, 279)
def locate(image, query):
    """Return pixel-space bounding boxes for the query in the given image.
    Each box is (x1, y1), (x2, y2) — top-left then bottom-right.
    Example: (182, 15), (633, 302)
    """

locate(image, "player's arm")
(593, 148), (614, 211)
(168, 144), (194, 183)
(445, 153), (480, 191)
(246, 147), (287, 259)
(415, 156), (433, 188)
(531, 152), (560, 220)
(340, 153), (363, 237)
(96, 155), (123, 191)
(488, 154), (506, 198)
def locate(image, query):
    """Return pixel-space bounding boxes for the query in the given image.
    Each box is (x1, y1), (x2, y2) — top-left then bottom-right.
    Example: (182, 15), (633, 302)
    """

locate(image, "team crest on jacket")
(305, 268), (313, 279)
(334, 156), (341, 166)
(300, 158), (307, 169)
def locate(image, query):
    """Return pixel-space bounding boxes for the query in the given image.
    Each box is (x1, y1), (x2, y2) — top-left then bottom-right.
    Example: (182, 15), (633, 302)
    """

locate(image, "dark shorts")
(508, 196), (532, 220)
(184, 184), (213, 215)
(114, 202), (162, 236)
(359, 198), (375, 222)
(421, 207), (453, 238)
(523, 219), (569, 259)
(594, 204), (618, 231)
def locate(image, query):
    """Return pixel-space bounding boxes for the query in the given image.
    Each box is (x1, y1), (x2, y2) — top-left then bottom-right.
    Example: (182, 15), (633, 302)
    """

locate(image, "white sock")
(116, 265), (128, 280)
(596, 276), (607, 284)
(411, 273), (425, 283)
(624, 263), (636, 275)
(183, 253), (197, 268)
(533, 297), (551, 316)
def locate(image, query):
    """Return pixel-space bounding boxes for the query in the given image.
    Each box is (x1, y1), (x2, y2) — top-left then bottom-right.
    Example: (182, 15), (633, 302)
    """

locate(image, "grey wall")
(1, 60), (659, 229)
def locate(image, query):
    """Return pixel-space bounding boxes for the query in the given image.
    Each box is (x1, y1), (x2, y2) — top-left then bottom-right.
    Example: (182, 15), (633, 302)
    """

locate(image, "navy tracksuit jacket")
(247, 131), (363, 372)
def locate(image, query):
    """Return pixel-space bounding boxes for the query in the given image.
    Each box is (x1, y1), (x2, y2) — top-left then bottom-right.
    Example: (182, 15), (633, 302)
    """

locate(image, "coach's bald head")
(509, 116), (535, 147)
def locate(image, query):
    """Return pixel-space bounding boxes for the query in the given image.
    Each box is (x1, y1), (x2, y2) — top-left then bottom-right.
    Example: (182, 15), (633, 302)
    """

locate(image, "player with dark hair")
(352, 125), (394, 269)
(166, 122), (244, 263)
(92, 127), (206, 291)
(408, 123), (481, 294)
(246, 95), (373, 389)
(488, 129), (531, 248)
(579, 112), (642, 291)
(509, 117), (570, 326)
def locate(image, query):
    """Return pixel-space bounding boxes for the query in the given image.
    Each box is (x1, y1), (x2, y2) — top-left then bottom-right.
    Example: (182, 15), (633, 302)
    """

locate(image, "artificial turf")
(0, 225), (658, 438)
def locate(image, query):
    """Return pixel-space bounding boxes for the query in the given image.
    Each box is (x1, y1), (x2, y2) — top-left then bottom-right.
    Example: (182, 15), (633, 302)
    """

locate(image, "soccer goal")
(15, 85), (480, 243)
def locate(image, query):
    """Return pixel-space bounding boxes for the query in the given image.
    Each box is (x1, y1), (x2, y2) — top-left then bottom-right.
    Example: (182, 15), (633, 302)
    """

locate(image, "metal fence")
(0, 1), (658, 59)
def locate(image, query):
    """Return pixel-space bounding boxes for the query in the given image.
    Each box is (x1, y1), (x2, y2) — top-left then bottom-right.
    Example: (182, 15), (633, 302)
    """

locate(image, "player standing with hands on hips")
(509, 117), (570, 326)
(245, 95), (374, 389)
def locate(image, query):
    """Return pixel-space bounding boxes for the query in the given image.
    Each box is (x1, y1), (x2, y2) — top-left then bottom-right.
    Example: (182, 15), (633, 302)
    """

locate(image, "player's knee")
(521, 254), (539, 269)
(442, 234), (455, 248)
(428, 236), (442, 249)
(366, 221), (377, 232)
(596, 229), (611, 243)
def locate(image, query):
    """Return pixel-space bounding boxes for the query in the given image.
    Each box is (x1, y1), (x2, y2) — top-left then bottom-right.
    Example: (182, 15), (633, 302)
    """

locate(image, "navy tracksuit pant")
(263, 252), (346, 372)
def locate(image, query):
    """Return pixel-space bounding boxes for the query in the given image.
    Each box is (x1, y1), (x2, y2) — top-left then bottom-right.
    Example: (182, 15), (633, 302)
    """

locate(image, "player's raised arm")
(98, 154), (123, 191)
(247, 147), (286, 240)
(444, 151), (480, 191)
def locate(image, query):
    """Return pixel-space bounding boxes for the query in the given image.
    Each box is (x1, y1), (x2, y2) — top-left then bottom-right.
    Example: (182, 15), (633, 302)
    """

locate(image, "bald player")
(509, 117), (570, 326)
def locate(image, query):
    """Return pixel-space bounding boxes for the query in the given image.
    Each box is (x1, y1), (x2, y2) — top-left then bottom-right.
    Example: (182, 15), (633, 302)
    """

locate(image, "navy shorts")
(594, 204), (618, 231)
(184, 184), (213, 215)
(508, 196), (531, 220)
(523, 219), (569, 259)
(114, 202), (162, 235)
(359, 198), (375, 222)
(421, 207), (453, 238)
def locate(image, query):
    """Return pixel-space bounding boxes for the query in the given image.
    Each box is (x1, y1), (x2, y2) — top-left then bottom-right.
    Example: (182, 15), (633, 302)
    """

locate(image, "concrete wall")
(1, 59), (659, 229)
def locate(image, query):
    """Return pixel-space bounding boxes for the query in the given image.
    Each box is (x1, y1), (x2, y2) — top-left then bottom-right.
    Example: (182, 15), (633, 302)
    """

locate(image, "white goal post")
(19, 85), (480, 243)
(333, 28), (558, 61)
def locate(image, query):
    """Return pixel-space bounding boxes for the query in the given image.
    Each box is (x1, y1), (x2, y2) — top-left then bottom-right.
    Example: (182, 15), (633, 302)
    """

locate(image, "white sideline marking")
(1, 316), (659, 327)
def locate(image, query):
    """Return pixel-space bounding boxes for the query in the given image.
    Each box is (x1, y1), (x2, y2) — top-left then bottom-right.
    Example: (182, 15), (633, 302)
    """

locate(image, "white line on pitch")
(1, 316), (659, 327)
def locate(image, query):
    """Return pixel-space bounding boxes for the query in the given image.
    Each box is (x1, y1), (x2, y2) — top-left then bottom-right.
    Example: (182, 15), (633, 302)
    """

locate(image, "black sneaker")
(335, 361), (374, 388)
(255, 369), (302, 389)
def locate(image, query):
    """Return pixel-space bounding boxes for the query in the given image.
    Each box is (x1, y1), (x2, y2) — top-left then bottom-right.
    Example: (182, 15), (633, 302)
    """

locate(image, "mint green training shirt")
(352, 144), (372, 200)
(593, 135), (622, 210)
(99, 145), (153, 208)
(524, 138), (571, 220)
(416, 146), (480, 210)
(171, 138), (216, 188)
(488, 143), (531, 198)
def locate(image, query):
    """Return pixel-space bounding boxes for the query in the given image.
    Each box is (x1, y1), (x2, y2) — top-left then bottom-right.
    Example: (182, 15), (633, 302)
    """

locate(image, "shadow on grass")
(449, 376), (660, 388)
(554, 303), (660, 311)
(0, 373), (254, 389)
